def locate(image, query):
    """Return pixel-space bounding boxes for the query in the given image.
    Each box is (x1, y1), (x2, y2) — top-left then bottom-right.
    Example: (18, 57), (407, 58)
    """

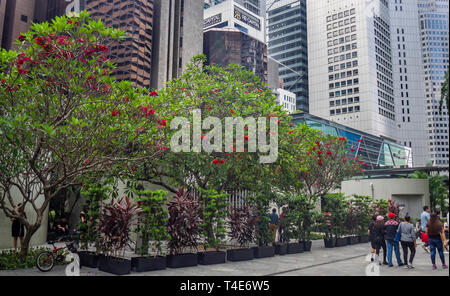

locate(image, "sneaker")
(398, 263), (405, 267)
(404, 265), (410, 269)
(388, 264), (394, 267)
(409, 264), (415, 269)
(443, 264), (448, 269)
(383, 261), (389, 265)
(423, 245), (430, 253)
(432, 264), (437, 270)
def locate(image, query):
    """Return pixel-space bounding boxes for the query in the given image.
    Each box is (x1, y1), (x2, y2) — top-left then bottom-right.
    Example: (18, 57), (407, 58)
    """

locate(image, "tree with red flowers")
(0, 12), (166, 256)
(276, 125), (362, 202)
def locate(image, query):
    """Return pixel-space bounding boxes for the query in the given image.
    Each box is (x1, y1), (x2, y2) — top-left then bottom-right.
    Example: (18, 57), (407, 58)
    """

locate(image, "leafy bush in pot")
(135, 189), (169, 257)
(228, 203), (257, 248)
(167, 187), (201, 256)
(99, 196), (141, 258)
(320, 193), (349, 239)
(198, 188), (228, 251)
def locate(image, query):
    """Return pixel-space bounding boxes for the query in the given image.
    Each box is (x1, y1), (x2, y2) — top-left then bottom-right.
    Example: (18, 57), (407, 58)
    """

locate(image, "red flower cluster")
(212, 159), (225, 165)
(150, 90), (158, 96)
(111, 110), (119, 117)
(140, 105), (156, 117)
(18, 34), (26, 42)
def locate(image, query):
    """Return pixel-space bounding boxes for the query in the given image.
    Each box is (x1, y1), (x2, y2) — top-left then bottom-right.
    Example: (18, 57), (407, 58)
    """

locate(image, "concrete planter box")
(131, 256), (166, 272)
(226, 248), (254, 262)
(98, 256), (131, 275)
(253, 246), (275, 259)
(167, 253), (198, 268)
(197, 251), (226, 265)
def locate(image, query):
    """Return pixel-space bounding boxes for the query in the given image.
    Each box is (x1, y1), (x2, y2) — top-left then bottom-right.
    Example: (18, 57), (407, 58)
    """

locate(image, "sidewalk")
(1, 240), (448, 276)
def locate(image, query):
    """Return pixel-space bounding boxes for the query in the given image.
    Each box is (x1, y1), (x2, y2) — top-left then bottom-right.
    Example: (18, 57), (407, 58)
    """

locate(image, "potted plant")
(289, 195), (318, 252)
(345, 200), (360, 245)
(98, 196), (141, 275)
(166, 187), (201, 268)
(249, 193), (275, 259)
(132, 189), (169, 272)
(227, 204), (257, 262)
(197, 188), (228, 265)
(77, 182), (110, 268)
(321, 193), (348, 248)
(352, 195), (372, 243)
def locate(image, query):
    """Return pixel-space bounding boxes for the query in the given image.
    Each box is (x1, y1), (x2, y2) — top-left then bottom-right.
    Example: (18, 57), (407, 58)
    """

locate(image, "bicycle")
(35, 236), (79, 272)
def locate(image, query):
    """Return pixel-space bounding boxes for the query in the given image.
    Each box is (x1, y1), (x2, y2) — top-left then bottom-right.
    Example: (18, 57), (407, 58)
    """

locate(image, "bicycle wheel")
(36, 251), (55, 272)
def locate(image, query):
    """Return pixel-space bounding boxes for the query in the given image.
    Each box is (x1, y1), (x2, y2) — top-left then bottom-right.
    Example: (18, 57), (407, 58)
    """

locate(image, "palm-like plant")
(440, 70), (449, 113)
(99, 196), (141, 258)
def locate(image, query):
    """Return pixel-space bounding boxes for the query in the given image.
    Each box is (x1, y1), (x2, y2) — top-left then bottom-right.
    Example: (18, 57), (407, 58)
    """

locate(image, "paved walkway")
(1, 240), (448, 276)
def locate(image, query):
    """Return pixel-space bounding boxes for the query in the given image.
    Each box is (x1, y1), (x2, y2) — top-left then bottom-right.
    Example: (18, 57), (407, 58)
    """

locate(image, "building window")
(21, 15), (28, 23)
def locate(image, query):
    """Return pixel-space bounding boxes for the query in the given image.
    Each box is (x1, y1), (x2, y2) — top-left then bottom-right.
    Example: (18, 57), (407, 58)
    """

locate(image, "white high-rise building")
(307, 0), (448, 168)
(417, 0), (449, 167)
(308, 0), (398, 142)
(390, 0), (428, 167)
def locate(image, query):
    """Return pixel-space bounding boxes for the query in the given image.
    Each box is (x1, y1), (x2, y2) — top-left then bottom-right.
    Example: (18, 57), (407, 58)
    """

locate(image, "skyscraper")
(203, 27), (268, 82)
(205, 0), (266, 17)
(389, 0), (429, 167)
(1, 0), (37, 50)
(151, 0), (204, 89)
(418, 0), (449, 167)
(308, 0), (398, 143)
(86, 0), (154, 88)
(267, 0), (308, 112)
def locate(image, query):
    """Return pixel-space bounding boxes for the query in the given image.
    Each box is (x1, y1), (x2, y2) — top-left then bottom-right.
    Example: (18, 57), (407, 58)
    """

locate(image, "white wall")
(341, 178), (430, 218)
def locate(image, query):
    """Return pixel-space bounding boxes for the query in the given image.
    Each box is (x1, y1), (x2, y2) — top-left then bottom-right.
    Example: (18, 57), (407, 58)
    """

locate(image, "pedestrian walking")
(372, 215), (388, 265)
(421, 206), (431, 253)
(398, 215), (416, 269)
(384, 212), (404, 267)
(269, 208), (279, 243)
(426, 213), (448, 270)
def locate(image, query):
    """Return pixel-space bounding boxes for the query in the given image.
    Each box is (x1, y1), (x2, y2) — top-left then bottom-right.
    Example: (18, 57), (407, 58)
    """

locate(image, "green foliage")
(440, 70), (449, 113)
(409, 171), (449, 213)
(198, 188), (228, 251)
(0, 247), (67, 270)
(320, 193), (349, 239)
(350, 195), (373, 235)
(282, 194), (319, 242)
(78, 181), (111, 251)
(135, 189), (169, 257)
(248, 192), (273, 246)
(369, 199), (389, 218)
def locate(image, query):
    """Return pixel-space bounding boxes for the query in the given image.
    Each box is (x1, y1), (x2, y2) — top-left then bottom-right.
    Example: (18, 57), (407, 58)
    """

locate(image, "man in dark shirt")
(269, 209), (279, 243)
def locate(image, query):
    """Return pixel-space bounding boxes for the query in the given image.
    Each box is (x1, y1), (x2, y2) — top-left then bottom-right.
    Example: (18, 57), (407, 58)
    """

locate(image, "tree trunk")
(19, 225), (39, 258)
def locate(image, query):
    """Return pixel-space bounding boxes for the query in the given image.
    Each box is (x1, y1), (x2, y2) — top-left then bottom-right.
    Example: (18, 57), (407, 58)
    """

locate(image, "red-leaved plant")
(167, 187), (201, 255)
(228, 204), (257, 248)
(99, 196), (141, 259)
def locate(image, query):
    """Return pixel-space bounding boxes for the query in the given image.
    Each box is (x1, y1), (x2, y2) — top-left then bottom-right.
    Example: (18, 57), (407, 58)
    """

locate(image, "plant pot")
(359, 235), (370, 243)
(324, 238), (336, 248)
(301, 241), (312, 252)
(335, 237), (348, 247)
(346, 236), (360, 245)
(98, 256), (131, 275)
(287, 242), (304, 254)
(226, 248), (254, 262)
(167, 253), (198, 268)
(197, 251), (226, 265)
(275, 243), (288, 255)
(131, 256), (167, 272)
(78, 251), (99, 268)
(253, 246), (275, 259)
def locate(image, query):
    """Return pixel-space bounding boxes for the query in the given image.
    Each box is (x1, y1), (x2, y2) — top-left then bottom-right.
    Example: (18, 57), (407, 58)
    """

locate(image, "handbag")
(394, 223), (402, 243)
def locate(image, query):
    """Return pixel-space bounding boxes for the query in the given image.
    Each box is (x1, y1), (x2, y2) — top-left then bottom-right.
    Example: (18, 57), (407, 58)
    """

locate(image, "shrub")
(99, 196), (141, 258)
(167, 188), (201, 255)
(135, 189), (169, 257)
(228, 203), (257, 248)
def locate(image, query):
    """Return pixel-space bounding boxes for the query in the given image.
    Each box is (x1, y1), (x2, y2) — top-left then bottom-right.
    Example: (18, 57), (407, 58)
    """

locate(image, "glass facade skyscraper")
(418, 0), (449, 167)
(267, 0), (308, 112)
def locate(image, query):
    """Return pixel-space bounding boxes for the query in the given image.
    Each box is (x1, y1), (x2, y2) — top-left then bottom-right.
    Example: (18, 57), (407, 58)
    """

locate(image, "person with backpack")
(384, 212), (404, 267)
(426, 213), (448, 270)
(398, 215), (417, 269)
